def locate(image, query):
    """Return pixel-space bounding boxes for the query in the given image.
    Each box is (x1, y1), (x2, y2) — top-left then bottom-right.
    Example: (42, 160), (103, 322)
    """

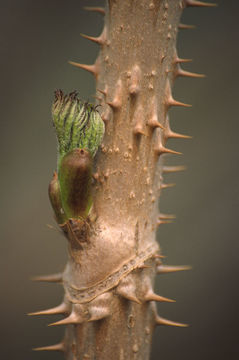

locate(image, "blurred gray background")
(1, 0), (238, 359)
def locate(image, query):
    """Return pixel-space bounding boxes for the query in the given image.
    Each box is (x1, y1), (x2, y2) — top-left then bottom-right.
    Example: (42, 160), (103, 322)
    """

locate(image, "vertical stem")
(61, 1), (185, 359)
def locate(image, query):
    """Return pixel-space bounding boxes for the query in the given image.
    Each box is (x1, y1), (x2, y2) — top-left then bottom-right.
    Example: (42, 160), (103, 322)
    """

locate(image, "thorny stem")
(31, 0), (216, 359)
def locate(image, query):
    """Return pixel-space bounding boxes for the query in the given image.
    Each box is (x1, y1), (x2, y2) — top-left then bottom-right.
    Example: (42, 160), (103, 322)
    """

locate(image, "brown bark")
(32, 0), (216, 359)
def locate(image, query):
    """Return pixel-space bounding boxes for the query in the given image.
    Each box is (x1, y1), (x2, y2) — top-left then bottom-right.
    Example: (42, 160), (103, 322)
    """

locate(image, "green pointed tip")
(52, 90), (105, 164)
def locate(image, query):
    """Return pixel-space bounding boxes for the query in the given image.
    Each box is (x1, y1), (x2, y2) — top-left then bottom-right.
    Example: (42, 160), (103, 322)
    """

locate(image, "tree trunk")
(31, 0), (215, 359)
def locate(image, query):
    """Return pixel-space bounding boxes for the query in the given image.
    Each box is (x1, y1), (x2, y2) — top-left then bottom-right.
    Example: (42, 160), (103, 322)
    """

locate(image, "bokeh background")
(1, 0), (238, 359)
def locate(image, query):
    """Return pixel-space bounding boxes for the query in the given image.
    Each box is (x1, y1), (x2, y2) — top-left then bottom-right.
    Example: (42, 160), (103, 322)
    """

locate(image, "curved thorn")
(31, 273), (62, 283)
(83, 6), (106, 15)
(157, 265), (192, 274)
(155, 315), (189, 327)
(33, 343), (64, 352)
(176, 67), (206, 78)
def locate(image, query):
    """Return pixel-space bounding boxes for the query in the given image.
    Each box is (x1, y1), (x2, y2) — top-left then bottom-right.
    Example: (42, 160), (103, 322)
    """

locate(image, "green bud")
(58, 148), (93, 220)
(52, 90), (104, 167)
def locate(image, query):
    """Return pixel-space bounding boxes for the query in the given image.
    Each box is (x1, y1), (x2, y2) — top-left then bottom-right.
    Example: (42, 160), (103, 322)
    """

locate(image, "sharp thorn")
(83, 6), (106, 15)
(116, 285), (141, 304)
(178, 23), (196, 30)
(185, 0), (217, 7)
(117, 288), (141, 304)
(144, 292), (175, 303)
(80, 33), (104, 45)
(148, 117), (165, 130)
(162, 165), (186, 173)
(155, 144), (182, 156)
(106, 79), (122, 110)
(174, 57), (193, 64)
(133, 128), (146, 136)
(28, 302), (69, 316)
(48, 313), (83, 327)
(164, 117), (192, 140)
(167, 97), (192, 108)
(176, 67), (206, 78)
(156, 315), (189, 327)
(132, 104), (146, 136)
(157, 265), (192, 274)
(165, 78), (191, 107)
(31, 273), (62, 283)
(124, 293), (141, 304)
(69, 61), (98, 77)
(147, 98), (164, 130)
(165, 129), (193, 140)
(33, 343), (64, 352)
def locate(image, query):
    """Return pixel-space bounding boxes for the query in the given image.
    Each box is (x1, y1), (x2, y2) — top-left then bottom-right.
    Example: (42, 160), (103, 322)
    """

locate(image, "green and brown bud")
(52, 90), (104, 167)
